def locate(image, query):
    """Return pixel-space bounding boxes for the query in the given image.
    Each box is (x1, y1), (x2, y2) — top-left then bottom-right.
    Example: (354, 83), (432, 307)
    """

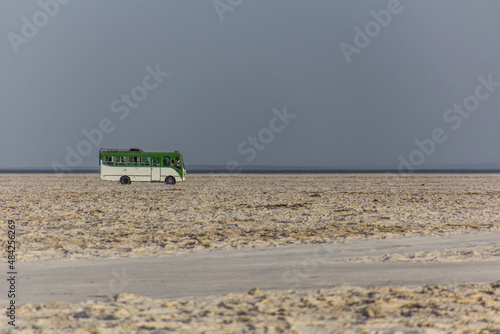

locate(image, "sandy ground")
(1, 173), (500, 333)
(1, 173), (500, 262)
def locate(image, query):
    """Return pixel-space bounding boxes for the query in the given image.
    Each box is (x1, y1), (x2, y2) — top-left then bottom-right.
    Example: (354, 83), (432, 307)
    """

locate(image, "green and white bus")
(99, 148), (186, 185)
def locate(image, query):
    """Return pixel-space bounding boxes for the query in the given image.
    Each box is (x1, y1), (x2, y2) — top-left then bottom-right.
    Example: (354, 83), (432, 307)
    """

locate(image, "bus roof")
(99, 148), (181, 156)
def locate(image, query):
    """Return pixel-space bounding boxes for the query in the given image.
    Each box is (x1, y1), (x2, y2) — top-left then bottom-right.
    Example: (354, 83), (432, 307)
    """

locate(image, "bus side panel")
(151, 167), (161, 181)
(127, 167), (151, 182)
(161, 167), (184, 182)
(100, 165), (152, 182)
(100, 164), (121, 181)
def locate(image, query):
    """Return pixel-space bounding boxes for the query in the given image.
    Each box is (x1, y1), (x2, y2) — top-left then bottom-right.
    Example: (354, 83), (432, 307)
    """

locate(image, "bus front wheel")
(120, 176), (131, 185)
(165, 176), (176, 185)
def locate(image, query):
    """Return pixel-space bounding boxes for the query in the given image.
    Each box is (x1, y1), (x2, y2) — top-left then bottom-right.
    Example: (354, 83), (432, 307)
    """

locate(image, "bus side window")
(141, 157), (151, 166)
(152, 158), (160, 167)
(163, 157), (170, 167)
(173, 157), (181, 169)
(119, 156), (126, 165)
(128, 157), (138, 166)
(104, 156), (114, 165)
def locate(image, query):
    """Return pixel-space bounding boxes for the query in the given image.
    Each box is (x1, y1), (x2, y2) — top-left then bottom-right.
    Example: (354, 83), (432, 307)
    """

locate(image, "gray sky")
(1, 0), (500, 170)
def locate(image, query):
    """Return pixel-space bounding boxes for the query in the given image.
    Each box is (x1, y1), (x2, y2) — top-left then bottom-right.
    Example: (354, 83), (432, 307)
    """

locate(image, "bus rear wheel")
(165, 176), (176, 185)
(120, 175), (131, 185)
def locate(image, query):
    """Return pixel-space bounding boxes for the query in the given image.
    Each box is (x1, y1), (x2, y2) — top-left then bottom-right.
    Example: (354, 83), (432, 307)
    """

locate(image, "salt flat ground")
(1, 173), (499, 262)
(1, 173), (500, 333)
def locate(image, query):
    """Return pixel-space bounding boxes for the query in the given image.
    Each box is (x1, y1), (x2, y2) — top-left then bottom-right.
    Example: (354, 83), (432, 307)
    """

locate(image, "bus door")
(151, 158), (161, 181)
(172, 156), (182, 175)
(162, 156), (171, 177)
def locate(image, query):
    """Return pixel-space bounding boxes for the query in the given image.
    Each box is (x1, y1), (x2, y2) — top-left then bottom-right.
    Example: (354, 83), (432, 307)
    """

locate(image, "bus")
(99, 148), (186, 185)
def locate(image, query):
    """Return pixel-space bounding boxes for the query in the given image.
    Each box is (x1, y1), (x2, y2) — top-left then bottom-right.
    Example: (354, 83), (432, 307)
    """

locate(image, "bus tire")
(120, 175), (131, 185)
(165, 176), (176, 185)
